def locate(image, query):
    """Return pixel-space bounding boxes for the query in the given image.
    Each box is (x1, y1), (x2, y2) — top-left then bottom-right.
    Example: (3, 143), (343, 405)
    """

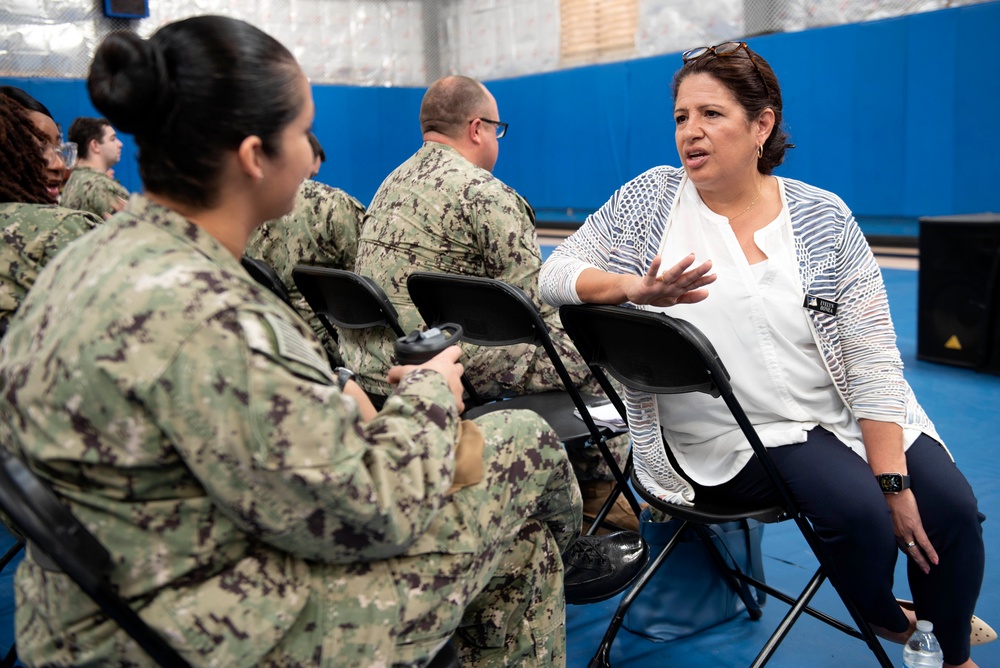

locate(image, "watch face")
(879, 474), (903, 493)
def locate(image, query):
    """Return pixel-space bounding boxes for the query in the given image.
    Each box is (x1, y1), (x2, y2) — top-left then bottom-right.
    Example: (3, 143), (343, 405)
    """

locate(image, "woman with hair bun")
(0, 15), (598, 667)
(541, 42), (988, 667)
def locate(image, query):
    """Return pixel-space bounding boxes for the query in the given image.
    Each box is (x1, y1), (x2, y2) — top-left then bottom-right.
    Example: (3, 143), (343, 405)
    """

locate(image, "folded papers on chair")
(573, 401), (626, 430)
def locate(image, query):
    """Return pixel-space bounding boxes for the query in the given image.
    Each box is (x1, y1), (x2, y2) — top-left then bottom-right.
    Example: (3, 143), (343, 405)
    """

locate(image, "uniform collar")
(122, 194), (244, 272)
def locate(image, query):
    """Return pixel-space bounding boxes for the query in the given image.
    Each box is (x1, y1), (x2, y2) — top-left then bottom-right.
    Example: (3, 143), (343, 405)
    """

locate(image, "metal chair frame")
(558, 303), (893, 668)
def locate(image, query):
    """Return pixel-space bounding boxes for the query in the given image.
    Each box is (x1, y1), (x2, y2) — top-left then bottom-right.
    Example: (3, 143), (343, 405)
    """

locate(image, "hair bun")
(87, 32), (171, 136)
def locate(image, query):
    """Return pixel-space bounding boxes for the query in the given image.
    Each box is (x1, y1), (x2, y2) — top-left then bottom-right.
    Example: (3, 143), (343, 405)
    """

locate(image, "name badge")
(803, 294), (839, 315)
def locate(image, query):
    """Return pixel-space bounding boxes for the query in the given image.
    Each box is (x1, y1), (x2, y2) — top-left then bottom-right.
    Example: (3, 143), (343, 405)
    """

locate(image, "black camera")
(393, 324), (463, 365)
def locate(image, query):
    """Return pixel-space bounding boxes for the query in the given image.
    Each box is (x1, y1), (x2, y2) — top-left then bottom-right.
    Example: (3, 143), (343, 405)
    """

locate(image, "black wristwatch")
(334, 367), (355, 391)
(876, 472), (911, 494)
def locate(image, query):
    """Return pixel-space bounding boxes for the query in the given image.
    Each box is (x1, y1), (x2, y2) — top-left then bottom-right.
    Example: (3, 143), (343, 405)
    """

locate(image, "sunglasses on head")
(681, 42), (771, 98)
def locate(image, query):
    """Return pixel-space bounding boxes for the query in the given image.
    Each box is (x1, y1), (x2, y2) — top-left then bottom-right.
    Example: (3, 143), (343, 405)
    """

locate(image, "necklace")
(728, 178), (762, 221)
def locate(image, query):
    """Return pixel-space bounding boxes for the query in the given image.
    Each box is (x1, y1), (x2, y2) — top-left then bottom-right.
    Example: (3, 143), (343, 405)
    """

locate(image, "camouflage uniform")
(246, 179), (365, 366)
(60, 166), (129, 219)
(0, 195), (582, 667)
(342, 142), (627, 479)
(0, 202), (100, 336)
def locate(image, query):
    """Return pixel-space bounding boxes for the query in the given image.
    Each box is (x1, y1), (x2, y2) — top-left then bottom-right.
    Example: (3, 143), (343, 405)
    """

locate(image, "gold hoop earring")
(757, 143), (764, 159)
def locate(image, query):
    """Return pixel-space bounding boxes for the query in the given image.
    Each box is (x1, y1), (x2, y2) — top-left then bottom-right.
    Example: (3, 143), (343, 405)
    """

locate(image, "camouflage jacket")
(246, 180), (365, 362)
(343, 142), (563, 398)
(0, 195), (463, 666)
(60, 166), (129, 219)
(0, 202), (100, 336)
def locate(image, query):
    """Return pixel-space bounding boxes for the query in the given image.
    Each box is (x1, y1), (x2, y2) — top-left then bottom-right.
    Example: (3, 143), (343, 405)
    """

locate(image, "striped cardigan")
(540, 165), (941, 505)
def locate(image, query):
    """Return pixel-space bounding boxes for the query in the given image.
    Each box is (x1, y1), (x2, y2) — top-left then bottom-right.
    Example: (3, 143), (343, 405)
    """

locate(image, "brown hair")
(68, 117), (112, 159)
(419, 76), (492, 138)
(671, 45), (793, 174)
(0, 96), (54, 204)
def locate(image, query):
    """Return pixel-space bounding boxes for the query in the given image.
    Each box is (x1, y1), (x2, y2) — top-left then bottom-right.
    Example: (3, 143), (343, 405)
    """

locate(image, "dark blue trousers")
(685, 428), (984, 665)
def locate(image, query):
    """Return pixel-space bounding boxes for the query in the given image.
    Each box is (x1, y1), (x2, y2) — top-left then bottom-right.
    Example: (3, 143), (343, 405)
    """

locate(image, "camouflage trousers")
(261, 408), (583, 667)
(464, 340), (631, 484)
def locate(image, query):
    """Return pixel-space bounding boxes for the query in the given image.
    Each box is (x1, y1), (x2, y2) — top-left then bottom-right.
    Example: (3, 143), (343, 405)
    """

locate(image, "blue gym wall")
(4, 1), (998, 235)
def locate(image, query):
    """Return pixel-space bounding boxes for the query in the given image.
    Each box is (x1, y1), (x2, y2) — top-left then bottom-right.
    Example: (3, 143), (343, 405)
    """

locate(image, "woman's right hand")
(387, 345), (465, 413)
(626, 254), (716, 307)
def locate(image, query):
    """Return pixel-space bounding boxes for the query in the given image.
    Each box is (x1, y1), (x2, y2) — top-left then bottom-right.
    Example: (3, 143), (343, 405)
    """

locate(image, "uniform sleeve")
(476, 186), (545, 302)
(149, 307), (461, 563)
(313, 190), (364, 272)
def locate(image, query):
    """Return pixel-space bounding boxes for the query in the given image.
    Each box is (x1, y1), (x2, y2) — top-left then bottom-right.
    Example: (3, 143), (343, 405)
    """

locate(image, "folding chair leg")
(585, 461), (637, 537)
(587, 520), (689, 668)
(748, 556), (893, 668)
(787, 519), (896, 668)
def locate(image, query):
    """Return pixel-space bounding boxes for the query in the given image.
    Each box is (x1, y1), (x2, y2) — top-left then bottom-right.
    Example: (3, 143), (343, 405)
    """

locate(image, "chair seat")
(632, 471), (787, 525)
(462, 391), (619, 446)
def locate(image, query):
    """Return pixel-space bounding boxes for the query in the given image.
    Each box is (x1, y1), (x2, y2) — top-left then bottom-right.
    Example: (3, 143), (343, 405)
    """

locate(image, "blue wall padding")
(490, 1), (1000, 221)
(3, 1), (998, 225)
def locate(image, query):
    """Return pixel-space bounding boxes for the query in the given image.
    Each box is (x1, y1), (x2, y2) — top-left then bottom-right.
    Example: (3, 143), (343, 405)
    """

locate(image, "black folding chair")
(406, 272), (642, 531)
(291, 265), (481, 408)
(558, 304), (894, 668)
(0, 448), (190, 668)
(241, 255), (294, 306)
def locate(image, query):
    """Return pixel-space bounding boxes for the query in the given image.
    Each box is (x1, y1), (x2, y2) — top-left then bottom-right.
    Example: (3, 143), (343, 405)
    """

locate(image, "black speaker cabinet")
(917, 213), (1000, 375)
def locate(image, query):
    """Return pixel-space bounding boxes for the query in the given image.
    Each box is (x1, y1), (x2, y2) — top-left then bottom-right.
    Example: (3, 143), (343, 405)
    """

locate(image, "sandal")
(897, 599), (997, 646)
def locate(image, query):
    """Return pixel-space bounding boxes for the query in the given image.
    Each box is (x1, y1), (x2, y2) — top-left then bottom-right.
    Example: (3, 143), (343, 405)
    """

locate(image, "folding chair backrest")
(407, 272), (591, 400)
(292, 265), (405, 337)
(558, 304), (731, 398)
(559, 303), (797, 515)
(406, 272), (541, 347)
(0, 449), (190, 668)
(241, 256), (294, 306)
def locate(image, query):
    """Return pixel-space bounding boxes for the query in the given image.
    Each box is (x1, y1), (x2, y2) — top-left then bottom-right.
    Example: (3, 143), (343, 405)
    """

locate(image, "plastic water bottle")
(902, 619), (944, 668)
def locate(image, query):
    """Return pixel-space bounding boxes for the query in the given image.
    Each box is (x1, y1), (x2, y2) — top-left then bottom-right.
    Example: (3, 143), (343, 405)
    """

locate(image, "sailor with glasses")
(343, 74), (643, 534)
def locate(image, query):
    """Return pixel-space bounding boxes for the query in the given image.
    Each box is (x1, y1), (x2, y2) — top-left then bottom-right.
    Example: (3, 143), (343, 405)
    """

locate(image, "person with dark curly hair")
(541, 42), (988, 668)
(0, 93), (100, 336)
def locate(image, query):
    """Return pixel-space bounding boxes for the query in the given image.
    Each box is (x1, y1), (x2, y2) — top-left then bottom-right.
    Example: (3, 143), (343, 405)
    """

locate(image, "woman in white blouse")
(539, 42), (988, 667)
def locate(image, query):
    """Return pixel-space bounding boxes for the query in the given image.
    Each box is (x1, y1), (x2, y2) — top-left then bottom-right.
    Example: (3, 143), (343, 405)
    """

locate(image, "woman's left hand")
(887, 490), (939, 574)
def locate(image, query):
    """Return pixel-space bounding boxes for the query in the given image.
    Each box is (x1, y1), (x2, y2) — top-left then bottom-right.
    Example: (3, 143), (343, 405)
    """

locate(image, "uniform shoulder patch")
(240, 309), (331, 377)
(263, 312), (331, 372)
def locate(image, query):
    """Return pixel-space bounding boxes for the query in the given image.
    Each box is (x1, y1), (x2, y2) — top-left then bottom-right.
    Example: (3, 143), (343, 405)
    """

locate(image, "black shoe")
(563, 531), (648, 605)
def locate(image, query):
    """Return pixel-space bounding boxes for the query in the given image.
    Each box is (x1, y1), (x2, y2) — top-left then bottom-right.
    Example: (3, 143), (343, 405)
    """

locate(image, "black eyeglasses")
(681, 41), (771, 98)
(472, 117), (508, 139)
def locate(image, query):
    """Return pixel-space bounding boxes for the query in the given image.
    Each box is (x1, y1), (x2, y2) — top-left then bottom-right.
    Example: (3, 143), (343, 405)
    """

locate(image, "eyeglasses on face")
(472, 117), (508, 139)
(42, 141), (78, 169)
(681, 41), (771, 98)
